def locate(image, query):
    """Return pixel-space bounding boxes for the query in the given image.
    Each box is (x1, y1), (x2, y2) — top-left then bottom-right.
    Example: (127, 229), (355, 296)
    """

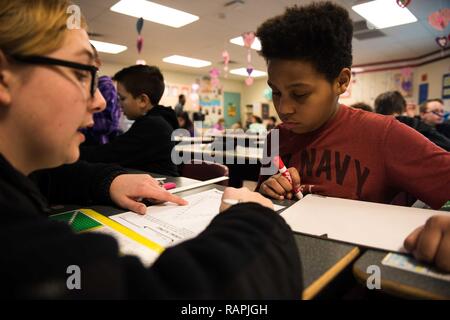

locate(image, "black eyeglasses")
(11, 55), (99, 98)
(425, 110), (444, 117)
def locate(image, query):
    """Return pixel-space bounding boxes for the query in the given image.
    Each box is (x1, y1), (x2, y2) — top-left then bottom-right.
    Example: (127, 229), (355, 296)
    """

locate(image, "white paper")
(281, 194), (450, 252)
(94, 226), (159, 267)
(111, 189), (285, 248)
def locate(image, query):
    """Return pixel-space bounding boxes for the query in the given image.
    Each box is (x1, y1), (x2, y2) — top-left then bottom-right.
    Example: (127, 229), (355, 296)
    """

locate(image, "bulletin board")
(442, 73), (450, 100)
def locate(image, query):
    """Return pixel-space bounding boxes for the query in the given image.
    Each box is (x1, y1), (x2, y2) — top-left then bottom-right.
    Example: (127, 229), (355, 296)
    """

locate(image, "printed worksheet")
(111, 188), (285, 248)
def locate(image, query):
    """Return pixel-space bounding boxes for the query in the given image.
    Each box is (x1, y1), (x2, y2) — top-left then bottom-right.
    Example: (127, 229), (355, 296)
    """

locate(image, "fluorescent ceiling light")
(229, 36), (262, 51)
(352, 0), (417, 29)
(111, 0), (199, 28)
(162, 55), (211, 68)
(230, 68), (267, 78)
(89, 40), (127, 54)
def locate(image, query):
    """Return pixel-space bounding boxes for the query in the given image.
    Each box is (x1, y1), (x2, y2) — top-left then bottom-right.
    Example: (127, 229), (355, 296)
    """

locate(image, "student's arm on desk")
(31, 162), (186, 214)
(30, 161), (128, 205)
(404, 215), (450, 272)
(126, 203), (303, 299)
(384, 120), (450, 209)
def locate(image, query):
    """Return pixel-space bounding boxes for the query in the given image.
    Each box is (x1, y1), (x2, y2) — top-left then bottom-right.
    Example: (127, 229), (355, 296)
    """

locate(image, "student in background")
(177, 111), (195, 137)
(231, 121), (243, 131)
(193, 105), (205, 122)
(82, 75), (122, 146)
(248, 115), (267, 134)
(212, 118), (225, 132)
(350, 102), (373, 112)
(115, 65), (179, 131)
(405, 102), (418, 118)
(81, 45), (122, 146)
(0, 0), (302, 299)
(420, 99), (450, 139)
(266, 116), (278, 130)
(255, 3), (450, 210)
(174, 94), (186, 116)
(80, 65), (179, 176)
(374, 91), (450, 151)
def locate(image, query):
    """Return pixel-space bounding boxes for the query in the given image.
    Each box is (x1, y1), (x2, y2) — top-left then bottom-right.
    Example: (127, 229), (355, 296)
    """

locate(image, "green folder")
(49, 210), (102, 233)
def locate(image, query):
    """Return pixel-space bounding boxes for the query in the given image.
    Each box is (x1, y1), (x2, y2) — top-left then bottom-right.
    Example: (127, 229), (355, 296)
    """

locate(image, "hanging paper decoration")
(209, 68), (221, 89)
(242, 32), (256, 48)
(222, 50), (230, 77)
(136, 17), (144, 57)
(245, 66), (254, 86)
(137, 35), (144, 54)
(396, 0), (411, 8)
(242, 32), (256, 86)
(428, 8), (450, 31)
(136, 17), (144, 34)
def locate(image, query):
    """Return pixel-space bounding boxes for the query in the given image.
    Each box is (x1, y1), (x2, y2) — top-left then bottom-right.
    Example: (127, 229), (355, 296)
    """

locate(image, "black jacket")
(80, 112), (179, 176)
(0, 154), (302, 299)
(396, 116), (450, 151)
(436, 121), (450, 140)
(149, 105), (179, 131)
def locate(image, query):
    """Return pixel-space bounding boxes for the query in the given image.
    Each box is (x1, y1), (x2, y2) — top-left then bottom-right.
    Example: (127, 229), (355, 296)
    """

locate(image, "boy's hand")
(404, 215), (450, 272)
(220, 187), (273, 212)
(259, 167), (301, 200)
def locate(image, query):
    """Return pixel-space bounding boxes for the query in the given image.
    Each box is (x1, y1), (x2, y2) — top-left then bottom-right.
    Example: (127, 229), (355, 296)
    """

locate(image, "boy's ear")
(137, 93), (151, 109)
(0, 51), (13, 107)
(335, 68), (351, 95)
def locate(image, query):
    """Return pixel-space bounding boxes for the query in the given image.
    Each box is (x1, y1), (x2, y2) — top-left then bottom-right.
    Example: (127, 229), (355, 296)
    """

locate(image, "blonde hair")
(0, 0), (87, 57)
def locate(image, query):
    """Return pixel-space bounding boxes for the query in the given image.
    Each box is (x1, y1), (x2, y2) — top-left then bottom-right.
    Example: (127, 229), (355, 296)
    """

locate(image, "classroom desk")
(174, 144), (263, 187)
(173, 136), (215, 143)
(353, 250), (450, 299)
(84, 179), (360, 300)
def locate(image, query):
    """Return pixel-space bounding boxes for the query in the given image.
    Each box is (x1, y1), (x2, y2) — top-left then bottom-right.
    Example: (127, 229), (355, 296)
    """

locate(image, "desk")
(84, 179), (360, 300)
(174, 144), (263, 187)
(353, 250), (450, 299)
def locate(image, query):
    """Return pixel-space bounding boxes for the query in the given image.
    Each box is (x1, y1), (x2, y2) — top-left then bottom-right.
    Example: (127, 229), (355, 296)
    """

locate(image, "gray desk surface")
(353, 250), (450, 299)
(86, 176), (360, 300)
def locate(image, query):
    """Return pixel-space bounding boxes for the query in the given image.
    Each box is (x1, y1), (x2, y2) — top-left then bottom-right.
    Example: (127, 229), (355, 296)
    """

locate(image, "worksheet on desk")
(110, 188), (285, 248)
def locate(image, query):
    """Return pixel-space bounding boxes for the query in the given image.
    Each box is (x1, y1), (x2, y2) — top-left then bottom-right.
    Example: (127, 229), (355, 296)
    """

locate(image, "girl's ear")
(0, 51), (13, 107)
(335, 68), (351, 96)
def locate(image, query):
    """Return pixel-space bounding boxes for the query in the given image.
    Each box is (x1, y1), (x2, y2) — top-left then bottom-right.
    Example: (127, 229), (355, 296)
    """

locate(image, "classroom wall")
(101, 57), (450, 126)
(241, 77), (279, 123)
(339, 58), (450, 111)
(100, 62), (245, 112)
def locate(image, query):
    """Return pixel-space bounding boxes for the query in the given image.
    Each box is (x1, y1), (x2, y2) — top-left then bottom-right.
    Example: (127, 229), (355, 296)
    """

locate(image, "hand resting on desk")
(404, 215), (450, 272)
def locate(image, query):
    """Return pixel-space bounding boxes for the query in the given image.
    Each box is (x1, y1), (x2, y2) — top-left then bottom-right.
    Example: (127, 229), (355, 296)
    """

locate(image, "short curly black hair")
(256, 2), (353, 82)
